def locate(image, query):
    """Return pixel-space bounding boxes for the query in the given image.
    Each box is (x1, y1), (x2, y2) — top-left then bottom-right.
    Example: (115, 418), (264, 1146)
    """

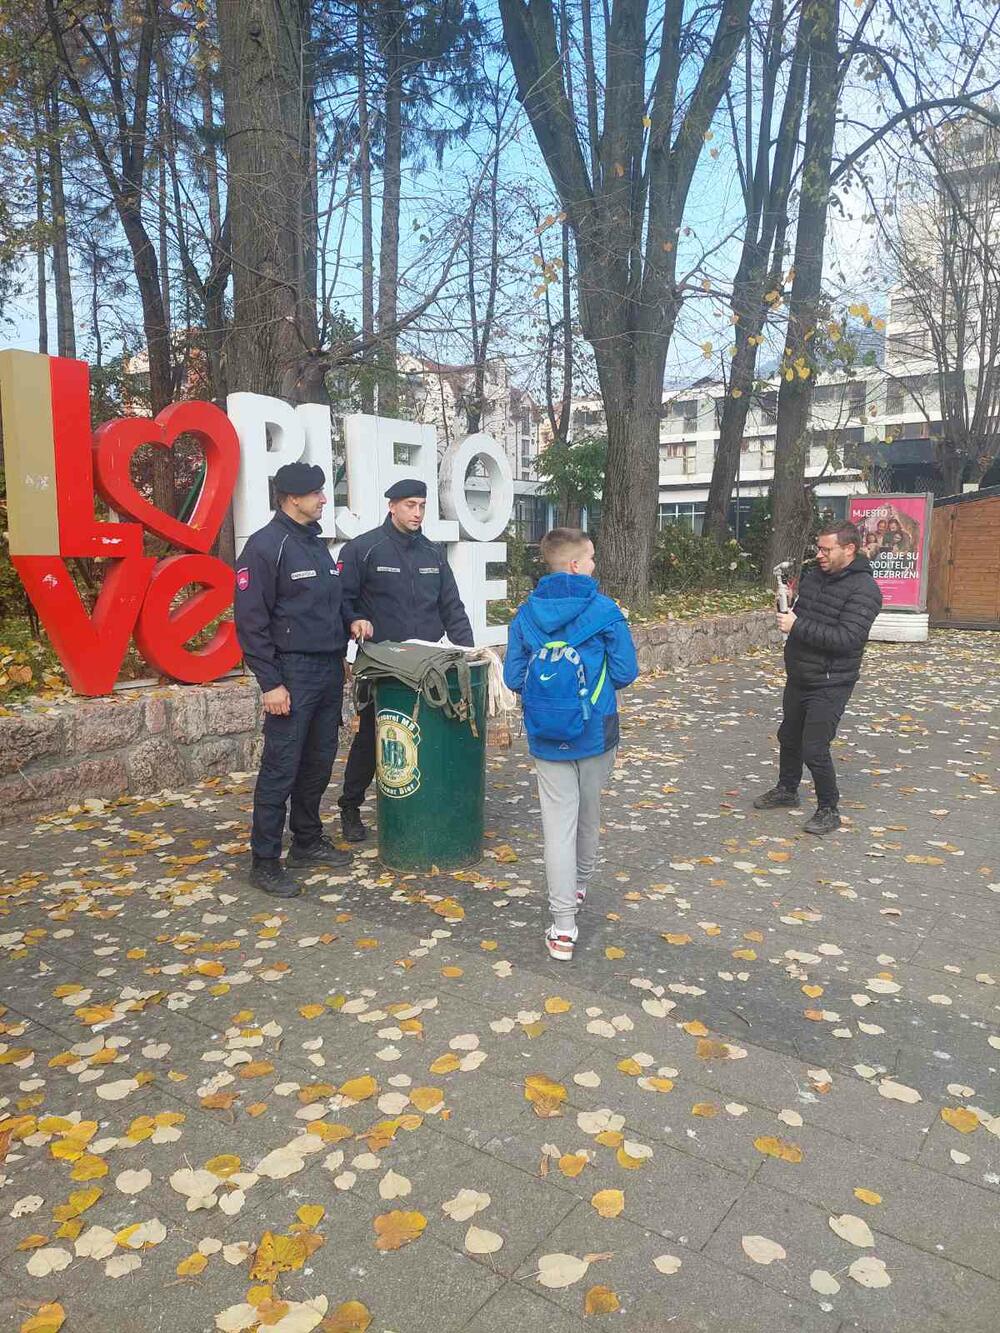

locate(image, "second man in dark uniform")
(337, 478), (474, 841)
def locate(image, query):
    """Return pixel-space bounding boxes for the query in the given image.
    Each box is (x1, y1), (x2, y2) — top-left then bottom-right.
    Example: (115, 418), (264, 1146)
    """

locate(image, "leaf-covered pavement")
(1, 630), (998, 1332)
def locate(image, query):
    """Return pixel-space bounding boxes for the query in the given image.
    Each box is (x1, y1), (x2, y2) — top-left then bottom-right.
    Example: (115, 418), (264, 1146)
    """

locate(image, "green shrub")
(651, 522), (755, 592)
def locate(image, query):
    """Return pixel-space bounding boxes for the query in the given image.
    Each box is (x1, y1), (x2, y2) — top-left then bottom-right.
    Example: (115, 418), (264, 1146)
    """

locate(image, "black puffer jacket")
(785, 554), (883, 689)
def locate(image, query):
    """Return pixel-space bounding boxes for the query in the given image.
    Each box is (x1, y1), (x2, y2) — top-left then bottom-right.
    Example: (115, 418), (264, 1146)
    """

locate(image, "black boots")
(248, 858), (300, 897)
(752, 785), (801, 810)
(340, 808), (367, 842)
(287, 835), (351, 868)
(803, 807), (841, 836)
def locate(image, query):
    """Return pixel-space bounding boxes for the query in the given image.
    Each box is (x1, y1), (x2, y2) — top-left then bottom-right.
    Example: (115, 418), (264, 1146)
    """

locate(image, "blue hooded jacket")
(503, 573), (639, 761)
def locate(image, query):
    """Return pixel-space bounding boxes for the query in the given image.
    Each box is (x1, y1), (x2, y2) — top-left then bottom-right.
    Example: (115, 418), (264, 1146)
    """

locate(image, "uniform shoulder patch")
(236, 567), (250, 591)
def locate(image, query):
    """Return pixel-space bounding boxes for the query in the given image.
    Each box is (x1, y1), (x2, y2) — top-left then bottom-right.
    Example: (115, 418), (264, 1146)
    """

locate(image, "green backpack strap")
(589, 657), (608, 704)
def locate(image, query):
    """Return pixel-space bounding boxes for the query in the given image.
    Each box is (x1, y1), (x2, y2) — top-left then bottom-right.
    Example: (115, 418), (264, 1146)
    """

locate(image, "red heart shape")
(93, 401), (239, 553)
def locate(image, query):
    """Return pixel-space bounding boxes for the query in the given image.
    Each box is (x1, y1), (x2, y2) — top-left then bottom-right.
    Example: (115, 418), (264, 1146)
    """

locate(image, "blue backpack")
(521, 635), (608, 743)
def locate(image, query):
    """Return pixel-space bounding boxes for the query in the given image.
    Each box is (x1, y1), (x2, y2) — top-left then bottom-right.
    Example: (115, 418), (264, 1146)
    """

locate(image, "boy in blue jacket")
(503, 528), (638, 960)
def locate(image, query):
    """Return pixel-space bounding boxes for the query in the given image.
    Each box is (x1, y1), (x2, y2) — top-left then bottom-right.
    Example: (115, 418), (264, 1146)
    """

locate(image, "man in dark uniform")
(235, 461), (360, 896)
(337, 478), (474, 841)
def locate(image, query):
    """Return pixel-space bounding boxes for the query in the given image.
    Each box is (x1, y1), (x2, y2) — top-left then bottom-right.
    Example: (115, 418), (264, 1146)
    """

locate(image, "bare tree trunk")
(936, 441), (966, 496)
(467, 103), (503, 436)
(356, 1), (375, 411)
(197, 59), (229, 402)
(768, 0), (839, 573)
(156, 76), (172, 387)
(46, 88), (75, 359)
(218, 0), (321, 404)
(704, 0), (807, 543)
(46, 0), (174, 510)
(88, 237), (102, 369)
(33, 101), (48, 355)
(499, 0), (750, 603)
(376, 3), (404, 416)
(596, 366), (661, 599)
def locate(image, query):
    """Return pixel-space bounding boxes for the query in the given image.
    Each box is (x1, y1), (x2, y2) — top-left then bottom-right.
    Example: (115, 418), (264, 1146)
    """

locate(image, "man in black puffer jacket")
(754, 520), (882, 835)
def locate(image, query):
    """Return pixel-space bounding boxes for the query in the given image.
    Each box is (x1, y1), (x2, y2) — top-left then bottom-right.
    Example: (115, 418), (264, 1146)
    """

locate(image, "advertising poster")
(847, 493), (934, 610)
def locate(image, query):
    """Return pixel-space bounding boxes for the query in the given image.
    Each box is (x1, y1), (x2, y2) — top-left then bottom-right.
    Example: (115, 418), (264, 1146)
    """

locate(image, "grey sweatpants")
(534, 747), (617, 931)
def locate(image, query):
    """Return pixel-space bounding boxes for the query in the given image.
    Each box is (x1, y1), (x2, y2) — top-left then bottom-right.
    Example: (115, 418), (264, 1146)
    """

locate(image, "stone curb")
(0, 610), (779, 824)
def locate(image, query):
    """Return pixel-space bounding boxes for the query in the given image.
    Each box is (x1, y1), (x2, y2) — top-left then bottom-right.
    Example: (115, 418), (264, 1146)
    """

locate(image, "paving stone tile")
(702, 1178), (1000, 1332)
(511, 1200), (837, 1332)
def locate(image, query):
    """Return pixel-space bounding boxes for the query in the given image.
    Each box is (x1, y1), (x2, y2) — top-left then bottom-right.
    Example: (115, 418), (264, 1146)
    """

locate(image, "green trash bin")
(373, 663), (487, 872)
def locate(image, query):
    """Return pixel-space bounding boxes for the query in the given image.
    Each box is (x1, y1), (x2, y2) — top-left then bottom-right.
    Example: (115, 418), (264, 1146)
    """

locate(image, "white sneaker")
(545, 926), (578, 961)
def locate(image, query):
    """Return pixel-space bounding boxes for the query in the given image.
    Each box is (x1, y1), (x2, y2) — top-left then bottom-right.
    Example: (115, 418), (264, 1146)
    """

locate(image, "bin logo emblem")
(376, 709), (421, 799)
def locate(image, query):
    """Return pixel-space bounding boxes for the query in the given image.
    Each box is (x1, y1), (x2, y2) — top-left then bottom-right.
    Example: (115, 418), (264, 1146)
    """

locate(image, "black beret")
(384, 478), (427, 501)
(274, 461), (325, 495)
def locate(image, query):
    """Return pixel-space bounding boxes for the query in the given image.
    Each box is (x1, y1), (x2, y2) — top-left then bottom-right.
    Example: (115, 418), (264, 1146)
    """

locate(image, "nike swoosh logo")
(539, 672), (556, 681)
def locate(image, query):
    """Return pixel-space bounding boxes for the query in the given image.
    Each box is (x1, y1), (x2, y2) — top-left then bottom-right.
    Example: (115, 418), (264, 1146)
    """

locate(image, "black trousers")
(338, 698), (376, 812)
(251, 652), (344, 860)
(777, 679), (854, 809)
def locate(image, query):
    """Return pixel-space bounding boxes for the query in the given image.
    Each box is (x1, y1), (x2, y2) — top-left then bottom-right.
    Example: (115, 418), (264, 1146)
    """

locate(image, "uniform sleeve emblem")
(236, 567), (250, 591)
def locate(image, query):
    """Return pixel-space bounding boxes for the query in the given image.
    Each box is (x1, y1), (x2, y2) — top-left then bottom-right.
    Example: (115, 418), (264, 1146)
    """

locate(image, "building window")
(848, 381), (866, 419)
(657, 502), (706, 534)
(512, 495), (547, 543)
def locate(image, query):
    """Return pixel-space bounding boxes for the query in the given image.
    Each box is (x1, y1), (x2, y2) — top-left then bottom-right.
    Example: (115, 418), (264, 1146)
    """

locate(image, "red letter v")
(12, 556), (155, 696)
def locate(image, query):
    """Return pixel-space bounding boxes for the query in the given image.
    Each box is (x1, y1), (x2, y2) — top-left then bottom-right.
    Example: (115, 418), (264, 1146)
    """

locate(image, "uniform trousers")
(338, 699), (376, 813)
(251, 652), (344, 860)
(777, 679), (854, 809)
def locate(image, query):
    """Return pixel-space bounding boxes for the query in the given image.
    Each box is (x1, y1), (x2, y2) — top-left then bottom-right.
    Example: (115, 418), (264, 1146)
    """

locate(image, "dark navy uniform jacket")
(339, 515), (474, 647)
(234, 510), (349, 693)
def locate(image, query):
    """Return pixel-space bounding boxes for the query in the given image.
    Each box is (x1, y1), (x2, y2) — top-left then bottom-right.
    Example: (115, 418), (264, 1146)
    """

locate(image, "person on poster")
(753, 521), (882, 835)
(336, 478), (474, 842)
(234, 462), (354, 897)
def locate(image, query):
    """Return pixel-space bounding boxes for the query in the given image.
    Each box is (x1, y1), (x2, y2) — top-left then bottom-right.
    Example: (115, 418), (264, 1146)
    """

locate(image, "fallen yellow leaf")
(373, 1209), (427, 1251)
(19, 1302), (66, 1333)
(339, 1075), (377, 1102)
(176, 1251), (208, 1277)
(591, 1189), (624, 1218)
(204, 1154), (241, 1179)
(544, 996), (573, 1014)
(249, 1231), (308, 1280)
(853, 1188), (882, 1206)
(584, 1285), (621, 1315)
(558, 1153), (589, 1178)
(322, 1301), (373, 1333)
(524, 1074), (567, 1118)
(604, 946), (625, 960)
(409, 1087), (445, 1112)
(696, 1039), (731, 1060)
(941, 1106), (979, 1133)
(754, 1135), (803, 1163)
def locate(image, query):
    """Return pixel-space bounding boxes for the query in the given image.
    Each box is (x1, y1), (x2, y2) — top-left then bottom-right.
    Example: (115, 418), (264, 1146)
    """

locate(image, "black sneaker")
(340, 808), (367, 843)
(803, 806), (841, 836)
(753, 785), (801, 810)
(287, 835), (351, 868)
(248, 858), (301, 897)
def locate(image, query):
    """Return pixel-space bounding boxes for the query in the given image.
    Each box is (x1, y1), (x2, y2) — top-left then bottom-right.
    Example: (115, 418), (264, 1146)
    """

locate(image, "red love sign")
(93, 400), (239, 553)
(2, 353), (246, 696)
